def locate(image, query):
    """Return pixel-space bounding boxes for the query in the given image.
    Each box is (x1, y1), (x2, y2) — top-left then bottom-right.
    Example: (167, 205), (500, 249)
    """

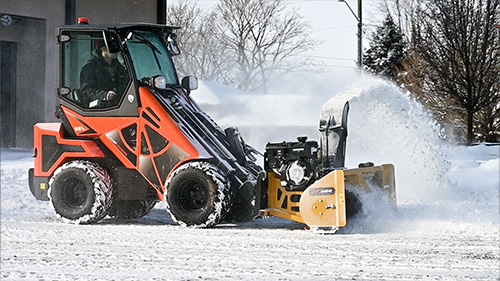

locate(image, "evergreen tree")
(363, 14), (406, 80)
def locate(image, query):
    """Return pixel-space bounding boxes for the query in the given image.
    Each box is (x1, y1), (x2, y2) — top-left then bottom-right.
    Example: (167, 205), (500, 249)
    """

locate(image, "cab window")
(125, 30), (178, 85)
(61, 31), (130, 109)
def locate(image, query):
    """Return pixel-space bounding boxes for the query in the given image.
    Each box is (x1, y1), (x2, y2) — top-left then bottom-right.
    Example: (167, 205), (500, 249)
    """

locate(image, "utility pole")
(339, 0), (363, 69)
(357, 0), (362, 68)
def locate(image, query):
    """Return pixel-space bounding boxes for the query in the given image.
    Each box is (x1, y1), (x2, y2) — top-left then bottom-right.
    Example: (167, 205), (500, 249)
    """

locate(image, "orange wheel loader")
(28, 22), (395, 232)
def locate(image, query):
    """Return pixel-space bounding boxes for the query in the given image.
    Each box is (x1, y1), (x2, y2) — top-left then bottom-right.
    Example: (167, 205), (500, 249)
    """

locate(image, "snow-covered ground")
(1, 77), (499, 280)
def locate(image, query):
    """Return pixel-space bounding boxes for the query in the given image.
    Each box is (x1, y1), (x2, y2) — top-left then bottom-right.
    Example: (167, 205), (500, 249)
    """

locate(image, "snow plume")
(322, 76), (450, 203)
(320, 76), (498, 235)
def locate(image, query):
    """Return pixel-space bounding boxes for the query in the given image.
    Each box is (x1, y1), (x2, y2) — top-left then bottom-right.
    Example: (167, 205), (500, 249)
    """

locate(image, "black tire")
(165, 162), (231, 227)
(48, 160), (113, 224)
(108, 200), (157, 219)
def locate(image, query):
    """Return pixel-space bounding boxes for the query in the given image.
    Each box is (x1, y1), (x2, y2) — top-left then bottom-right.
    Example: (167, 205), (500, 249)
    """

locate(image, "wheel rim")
(61, 176), (88, 208)
(178, 180), (209, 211)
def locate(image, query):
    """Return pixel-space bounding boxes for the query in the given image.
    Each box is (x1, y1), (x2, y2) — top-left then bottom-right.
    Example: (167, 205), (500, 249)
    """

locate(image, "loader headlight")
(154, 75), (167, 89)
(286, 160), (308, 186)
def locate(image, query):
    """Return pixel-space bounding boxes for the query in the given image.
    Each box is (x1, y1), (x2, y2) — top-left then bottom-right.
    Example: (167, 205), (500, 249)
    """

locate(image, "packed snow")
(1, 75), (499, 280)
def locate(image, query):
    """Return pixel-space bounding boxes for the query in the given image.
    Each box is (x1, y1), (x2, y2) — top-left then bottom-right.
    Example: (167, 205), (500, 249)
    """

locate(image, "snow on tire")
(48, 160), (113, 224)
(165, 161), (231, 228)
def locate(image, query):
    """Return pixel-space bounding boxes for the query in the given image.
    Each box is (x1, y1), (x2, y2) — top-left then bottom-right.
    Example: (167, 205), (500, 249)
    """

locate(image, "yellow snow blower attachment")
(261, 163), (396, 233)
(259, 102), (396, 233)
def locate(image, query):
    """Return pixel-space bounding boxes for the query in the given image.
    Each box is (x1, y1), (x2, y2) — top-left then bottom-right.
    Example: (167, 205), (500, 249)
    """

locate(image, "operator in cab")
(80, 40), (129, 108)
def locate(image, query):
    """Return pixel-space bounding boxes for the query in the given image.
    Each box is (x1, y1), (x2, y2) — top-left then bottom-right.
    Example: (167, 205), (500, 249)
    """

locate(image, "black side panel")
(111, 167), (157, 200)
(41, 135), (84, 173)
(142, 111), (160, 129)
(145, 125), (168, 153)
(154, 143), (189, 185)
(29, 168), (50, 201)
(56, 106), (76, 137)
(139, 156), (161, 190)
(105, 130), (137, 166)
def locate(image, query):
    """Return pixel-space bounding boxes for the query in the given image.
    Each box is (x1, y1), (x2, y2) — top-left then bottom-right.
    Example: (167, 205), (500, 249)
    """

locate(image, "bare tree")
(476, 104), (500, 142)
(378, 0), (419, 38)
(167, 0), (315, 92)
(398, 50), (470, 142)
(403, 0), (500, 144)
(215, 0), (315, 92)
(167, 1), (232, 82)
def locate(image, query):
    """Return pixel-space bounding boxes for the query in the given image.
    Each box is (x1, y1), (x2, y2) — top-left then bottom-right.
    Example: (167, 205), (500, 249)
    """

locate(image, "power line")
(321, 64), (357, 69)
(299, 54), (355, 61)
(313, 25), (356, 31)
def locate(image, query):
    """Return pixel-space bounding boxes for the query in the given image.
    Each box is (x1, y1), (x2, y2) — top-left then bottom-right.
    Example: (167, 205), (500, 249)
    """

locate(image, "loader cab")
(55, 24), (181, 123)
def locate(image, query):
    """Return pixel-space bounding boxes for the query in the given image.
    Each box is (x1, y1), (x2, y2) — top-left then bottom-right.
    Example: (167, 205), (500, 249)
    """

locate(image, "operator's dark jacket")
(80, 50), (129, 106)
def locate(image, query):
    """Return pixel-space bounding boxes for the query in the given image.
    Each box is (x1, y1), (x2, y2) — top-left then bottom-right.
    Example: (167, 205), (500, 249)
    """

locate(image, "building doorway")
(0, 41), (17, 147)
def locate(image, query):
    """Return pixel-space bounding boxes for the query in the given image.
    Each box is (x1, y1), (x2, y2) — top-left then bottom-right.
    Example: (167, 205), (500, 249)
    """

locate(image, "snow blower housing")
(261, 102), (395, 231)
(28, 22), (395, 232)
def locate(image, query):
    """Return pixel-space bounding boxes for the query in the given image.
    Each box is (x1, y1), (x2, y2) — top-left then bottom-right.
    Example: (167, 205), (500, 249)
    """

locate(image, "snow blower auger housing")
(28, 22), (395, 232)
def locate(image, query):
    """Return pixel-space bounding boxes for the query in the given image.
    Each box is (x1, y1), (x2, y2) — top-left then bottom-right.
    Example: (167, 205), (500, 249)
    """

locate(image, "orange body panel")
(33, 123), (104, 177)
(38, 87), (205, 199)
(136, 87), (201, 160)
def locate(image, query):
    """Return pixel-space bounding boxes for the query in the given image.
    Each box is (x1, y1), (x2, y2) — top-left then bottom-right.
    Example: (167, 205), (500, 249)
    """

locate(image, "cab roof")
(57, 23), (180, 31)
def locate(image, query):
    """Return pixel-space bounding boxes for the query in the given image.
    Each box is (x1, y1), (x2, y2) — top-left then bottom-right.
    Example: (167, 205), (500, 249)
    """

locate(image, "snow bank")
(0, 149), (54, 222)
(194, 81), (318, 127)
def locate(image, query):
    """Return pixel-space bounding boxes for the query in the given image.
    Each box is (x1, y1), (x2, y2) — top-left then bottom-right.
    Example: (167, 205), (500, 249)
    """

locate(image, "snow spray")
(321, 76), (498, 234)
(322, 76), (451, 203)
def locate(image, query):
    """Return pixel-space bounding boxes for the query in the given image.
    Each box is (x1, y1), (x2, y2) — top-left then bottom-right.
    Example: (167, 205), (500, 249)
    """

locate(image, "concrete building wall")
(0, 0), (160, 148)
(0, 15), (47, 147)
(77, 0), (157, 25)
(1, 0), (65, 147)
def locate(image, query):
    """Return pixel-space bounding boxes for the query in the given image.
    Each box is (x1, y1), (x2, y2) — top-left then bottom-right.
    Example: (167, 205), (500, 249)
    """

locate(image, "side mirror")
(166, 33), (181, 56)
(181, 76), (198, 95)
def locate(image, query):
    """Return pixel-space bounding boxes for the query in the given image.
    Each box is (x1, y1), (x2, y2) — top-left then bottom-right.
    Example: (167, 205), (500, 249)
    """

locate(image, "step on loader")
(28, 21), (395, 232)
